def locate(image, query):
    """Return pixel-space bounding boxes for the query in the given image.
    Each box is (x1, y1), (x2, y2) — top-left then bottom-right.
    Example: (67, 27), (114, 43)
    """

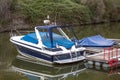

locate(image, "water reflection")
(11, 56), (120, 80)
(12, 55), (86, 80)
(86, 62), (120, 75)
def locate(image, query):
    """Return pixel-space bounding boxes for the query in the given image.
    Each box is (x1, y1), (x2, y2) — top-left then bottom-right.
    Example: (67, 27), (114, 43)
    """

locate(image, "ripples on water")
(0, 23), (120, 80)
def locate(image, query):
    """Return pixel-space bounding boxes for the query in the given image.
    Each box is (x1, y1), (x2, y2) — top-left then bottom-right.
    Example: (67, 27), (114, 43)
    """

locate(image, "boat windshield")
(21, 25), (74, 49)
(36, 25), (74, 49)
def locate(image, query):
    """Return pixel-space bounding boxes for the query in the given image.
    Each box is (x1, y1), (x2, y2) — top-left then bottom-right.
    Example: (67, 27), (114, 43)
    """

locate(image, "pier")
(86, 47), (120, 69)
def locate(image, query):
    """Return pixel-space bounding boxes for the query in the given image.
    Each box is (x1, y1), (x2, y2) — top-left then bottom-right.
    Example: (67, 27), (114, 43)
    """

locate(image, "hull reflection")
(12, 55), (86, 80)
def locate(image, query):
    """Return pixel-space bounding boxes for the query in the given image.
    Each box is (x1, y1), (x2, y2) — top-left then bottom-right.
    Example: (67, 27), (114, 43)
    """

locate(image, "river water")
(0, 23), (120, 80)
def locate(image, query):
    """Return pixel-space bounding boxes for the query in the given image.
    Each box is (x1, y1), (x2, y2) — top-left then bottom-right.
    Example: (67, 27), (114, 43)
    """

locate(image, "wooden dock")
(86, 47), (120, 69)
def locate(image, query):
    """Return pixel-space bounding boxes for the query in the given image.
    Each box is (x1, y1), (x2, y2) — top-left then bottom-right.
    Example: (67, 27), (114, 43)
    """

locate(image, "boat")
(76, 35), (116, 54)
(78, 35), (115, 47)
(12, 56), (86, 80)
(10, 25), (86, 64)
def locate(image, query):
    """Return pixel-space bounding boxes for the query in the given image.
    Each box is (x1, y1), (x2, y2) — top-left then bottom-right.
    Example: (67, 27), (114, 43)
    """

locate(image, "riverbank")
(0, 0), (120, 32)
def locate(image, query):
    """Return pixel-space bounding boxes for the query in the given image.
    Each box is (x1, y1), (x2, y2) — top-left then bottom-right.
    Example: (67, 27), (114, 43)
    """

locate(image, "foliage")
(0, 0), (17, 26)
(1, 0), (120, 29)
(17, 0), (120, 25)
(104, 0), (120, 21)
(17, 0), (91, 25)
(80, 0), (120, 22)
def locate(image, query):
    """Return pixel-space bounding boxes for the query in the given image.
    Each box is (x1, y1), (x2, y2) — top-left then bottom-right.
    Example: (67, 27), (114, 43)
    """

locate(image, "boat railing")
(71, 45), (83, 60)
(57, 45), (79, 61)
(57, 45), (68, 51)
(10, 28), (22, 37)
(70, 49), (73, 60)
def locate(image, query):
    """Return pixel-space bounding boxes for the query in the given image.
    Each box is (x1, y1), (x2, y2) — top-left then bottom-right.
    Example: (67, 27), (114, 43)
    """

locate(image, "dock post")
(115, 48), (118, 69)
(116, 48), (118, 59)
(111, 47), (113, 59)
(104, 48), (106, 60)
(108, 48), (110, 60)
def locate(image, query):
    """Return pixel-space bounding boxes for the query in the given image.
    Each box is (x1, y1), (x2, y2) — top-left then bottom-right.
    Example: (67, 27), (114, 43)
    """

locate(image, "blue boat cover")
(21, 32), (74, 49)
(78, 35), (115, 47)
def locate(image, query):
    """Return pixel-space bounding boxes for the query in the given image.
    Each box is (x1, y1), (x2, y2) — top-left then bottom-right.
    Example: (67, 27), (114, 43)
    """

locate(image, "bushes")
(0, 0), (17, 26)
(80, 0), (120, 23)
(1, 0), (120, 28)
(104, 0), (120, 21)
(17, 0), (91, 25)
(17, 0), (120, 25)
(0, 0), (11, 26)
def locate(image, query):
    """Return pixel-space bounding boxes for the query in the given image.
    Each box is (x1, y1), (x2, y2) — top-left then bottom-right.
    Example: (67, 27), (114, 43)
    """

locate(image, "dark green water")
(0, 23), (120, 80)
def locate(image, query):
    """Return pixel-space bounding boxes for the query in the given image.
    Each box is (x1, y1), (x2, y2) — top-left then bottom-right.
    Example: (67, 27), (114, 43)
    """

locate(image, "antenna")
(47, 15), (50, 20)
(54, 15), (57, 26)
(43, 15), (50, 25)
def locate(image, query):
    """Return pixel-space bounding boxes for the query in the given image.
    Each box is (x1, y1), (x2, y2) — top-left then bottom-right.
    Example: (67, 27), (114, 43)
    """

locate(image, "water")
(0, 23), (120, 80)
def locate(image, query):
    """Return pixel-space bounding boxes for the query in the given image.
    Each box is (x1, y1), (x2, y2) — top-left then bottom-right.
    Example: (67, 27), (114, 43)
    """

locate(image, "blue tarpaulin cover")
(78, 35), (115, 47)
(21, 32), (74, 49)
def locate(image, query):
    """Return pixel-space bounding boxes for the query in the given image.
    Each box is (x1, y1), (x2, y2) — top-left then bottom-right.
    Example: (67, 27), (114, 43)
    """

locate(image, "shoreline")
(0, 20), (120, 33)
